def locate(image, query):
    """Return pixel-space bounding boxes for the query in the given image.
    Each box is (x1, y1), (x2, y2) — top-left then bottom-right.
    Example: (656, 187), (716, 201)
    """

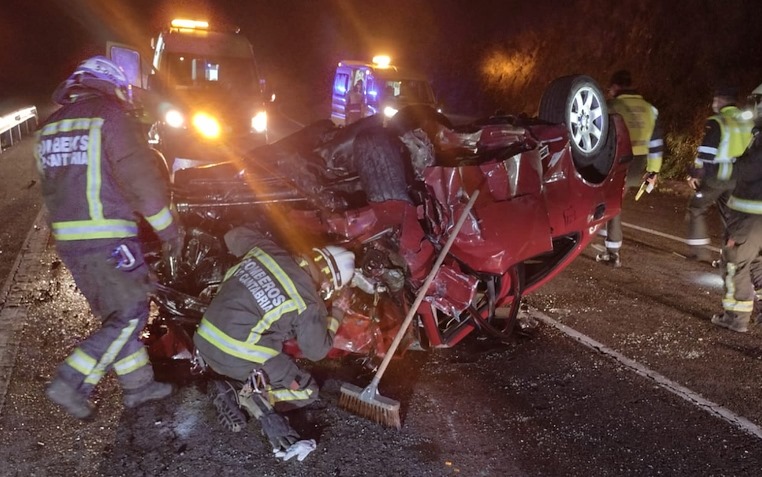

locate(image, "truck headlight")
(192, 112), (221, 139)
(383, 106), (398, 118)
(165, 109), (184, 128)
(251, 111), (267, 133)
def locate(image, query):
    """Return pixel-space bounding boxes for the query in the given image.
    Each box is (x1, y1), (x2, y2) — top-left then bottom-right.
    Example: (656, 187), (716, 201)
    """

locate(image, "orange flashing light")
(372, 55), (391, 68)
(170, 19), (209, 30)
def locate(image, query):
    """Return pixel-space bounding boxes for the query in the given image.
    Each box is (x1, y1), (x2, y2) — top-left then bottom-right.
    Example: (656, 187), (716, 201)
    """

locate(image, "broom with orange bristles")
(338, 190), (480, 428)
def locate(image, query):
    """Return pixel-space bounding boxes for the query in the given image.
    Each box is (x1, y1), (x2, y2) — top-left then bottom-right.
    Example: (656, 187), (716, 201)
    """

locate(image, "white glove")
(273, 439), (317, 462)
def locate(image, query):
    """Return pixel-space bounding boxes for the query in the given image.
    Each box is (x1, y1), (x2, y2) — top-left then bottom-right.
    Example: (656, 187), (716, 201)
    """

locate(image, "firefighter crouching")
(193, 226), (355, 460)
(36, 56), (183, 419)
(712, 83), (762, 332)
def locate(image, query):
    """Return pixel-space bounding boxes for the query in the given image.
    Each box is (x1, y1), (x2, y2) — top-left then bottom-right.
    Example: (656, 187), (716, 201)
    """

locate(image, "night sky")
(4, 0), (762, 138)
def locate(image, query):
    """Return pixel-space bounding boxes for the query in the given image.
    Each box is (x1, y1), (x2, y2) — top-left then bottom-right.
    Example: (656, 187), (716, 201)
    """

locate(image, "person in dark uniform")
(686, 86), (753, 262)
(712, 83), (762, 332)
(36, 56), (183, 419)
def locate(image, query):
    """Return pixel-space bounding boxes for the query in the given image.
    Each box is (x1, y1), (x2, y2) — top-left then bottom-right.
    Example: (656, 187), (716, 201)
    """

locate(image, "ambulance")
(109, 18), (270, 176)
(330, 55), (438, 126)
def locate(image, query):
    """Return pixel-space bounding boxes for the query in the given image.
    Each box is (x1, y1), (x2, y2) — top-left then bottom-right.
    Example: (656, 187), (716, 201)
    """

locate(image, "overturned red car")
(144, 74), (630, 365)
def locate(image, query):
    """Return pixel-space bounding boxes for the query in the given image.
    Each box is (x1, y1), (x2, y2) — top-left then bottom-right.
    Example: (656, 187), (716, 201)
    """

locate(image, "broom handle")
(368, 189), (480, 387)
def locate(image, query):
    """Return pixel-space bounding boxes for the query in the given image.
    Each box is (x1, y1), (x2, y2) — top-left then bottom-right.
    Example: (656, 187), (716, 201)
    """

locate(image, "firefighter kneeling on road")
(712, 83), (762, 333)
(193, 225), (355, 462)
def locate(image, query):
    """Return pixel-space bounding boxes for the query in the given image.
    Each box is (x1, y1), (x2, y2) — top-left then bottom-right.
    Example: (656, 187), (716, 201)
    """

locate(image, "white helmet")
(52, 55), (132, 105)
(312, 246), (355, 298)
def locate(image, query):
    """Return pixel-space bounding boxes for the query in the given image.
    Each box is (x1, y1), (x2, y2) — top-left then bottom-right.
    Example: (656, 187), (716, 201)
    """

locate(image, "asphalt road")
(1, 112), (761, 476)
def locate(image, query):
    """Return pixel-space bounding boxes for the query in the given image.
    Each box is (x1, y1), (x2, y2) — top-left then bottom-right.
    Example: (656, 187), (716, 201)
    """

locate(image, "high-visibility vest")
(708, 106), (753, 180)
(608, 94), (658, 157)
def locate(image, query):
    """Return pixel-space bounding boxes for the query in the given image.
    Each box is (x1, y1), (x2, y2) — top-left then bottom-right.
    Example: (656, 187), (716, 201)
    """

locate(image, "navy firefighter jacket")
(34, 95), (177, 253)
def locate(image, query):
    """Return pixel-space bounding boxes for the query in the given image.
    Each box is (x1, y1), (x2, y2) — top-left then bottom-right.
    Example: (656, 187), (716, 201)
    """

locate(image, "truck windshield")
(165, 53), (258, 90)
(381, 79), (435, 104)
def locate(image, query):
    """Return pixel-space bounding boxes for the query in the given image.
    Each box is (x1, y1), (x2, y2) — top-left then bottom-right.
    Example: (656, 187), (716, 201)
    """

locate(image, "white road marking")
(622, 221), (721, 253)
(528, 308), (762, 440)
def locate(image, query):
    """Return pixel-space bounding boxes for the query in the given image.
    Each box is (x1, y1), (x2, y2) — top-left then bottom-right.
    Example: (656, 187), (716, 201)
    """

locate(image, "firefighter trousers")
(721, 213), (762, 323)
(686, 178), (735, 250)
(55, 240), (155, 397)
(602, 154), (647, 252)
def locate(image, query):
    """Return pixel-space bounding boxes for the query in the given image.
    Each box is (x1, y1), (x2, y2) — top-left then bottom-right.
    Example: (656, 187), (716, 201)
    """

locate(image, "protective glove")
(273, 439), (317, 462)
(260, 411), (300, 453)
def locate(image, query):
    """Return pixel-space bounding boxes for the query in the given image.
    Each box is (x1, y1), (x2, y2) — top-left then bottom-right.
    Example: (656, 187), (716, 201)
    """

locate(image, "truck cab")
(330, 55), (438, 126)
(109, 19), (269, 178)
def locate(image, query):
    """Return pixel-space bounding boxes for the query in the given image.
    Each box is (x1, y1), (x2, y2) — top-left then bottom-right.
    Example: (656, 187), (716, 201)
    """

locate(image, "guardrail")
(0, 106), (38, 153)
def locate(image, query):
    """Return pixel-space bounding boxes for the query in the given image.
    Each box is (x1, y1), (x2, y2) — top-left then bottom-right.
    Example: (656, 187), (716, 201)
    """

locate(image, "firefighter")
(686, 86), (753, 262)
(36, 56), (182, 419)
(712, 83), (762, 332)
(193, 226), (354, 438)
(597, 70), (664, 267)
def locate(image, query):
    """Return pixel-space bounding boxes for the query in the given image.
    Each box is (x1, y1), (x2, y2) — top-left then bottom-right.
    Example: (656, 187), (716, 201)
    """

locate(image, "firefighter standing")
(193, 226), (354, 427)
(36, 56), (182, 419)
(712, 84), (762, 332)
(686, 86), (753, 262)
(597, 70), (664, 267)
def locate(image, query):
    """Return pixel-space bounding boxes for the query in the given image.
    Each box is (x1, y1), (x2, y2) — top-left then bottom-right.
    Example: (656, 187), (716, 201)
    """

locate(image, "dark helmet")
(609, 70), (632, 88)
(52, 56), (132, 105)
(713, 85), (739, 100)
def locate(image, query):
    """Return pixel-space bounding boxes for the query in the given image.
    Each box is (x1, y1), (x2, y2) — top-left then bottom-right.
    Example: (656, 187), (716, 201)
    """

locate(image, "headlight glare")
(383, 106), (399, 118)
(192, 112), (221, 139)
(251, 111), (268, 133)
(165, 109), (184, 128)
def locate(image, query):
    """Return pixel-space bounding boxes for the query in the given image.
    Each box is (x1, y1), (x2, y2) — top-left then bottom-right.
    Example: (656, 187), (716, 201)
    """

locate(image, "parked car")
(142, 74), (629, 366)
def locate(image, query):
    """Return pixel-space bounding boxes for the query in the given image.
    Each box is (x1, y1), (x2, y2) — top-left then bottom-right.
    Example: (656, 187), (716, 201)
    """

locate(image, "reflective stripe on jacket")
(193, 228), (334, 380)
(695, 106), (753, 181)
(34, 95), (176, 252)
(729, 130), (762, 215)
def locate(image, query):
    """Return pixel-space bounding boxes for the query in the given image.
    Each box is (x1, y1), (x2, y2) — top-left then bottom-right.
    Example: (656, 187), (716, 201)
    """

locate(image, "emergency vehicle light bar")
(372, 55), (391, 68)
(170, 19), (209, 30)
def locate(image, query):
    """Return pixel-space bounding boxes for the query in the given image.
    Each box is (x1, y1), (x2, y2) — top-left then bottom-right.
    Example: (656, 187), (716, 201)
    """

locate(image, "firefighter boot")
(45, 377), (95, 420)
(123, 380), (174, 408)
(711, 312), (750, 333)
(595, 249), (621, 268)
(210, 380), (247, 432)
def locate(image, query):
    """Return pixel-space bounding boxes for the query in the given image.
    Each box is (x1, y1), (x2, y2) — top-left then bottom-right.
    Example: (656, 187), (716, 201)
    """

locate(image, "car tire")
(353, 127), (412, 203)
(538, 75), (611, 169)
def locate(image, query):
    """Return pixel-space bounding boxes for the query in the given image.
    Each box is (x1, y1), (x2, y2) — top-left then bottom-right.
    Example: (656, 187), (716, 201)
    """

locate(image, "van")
(330, 55), (438, 126)
(109, 18), (270, 176)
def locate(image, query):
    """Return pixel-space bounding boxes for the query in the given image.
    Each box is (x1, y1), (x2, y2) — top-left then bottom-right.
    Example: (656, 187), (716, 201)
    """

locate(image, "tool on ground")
(338, 189), (480, 429)
(635, 172), (657, 201)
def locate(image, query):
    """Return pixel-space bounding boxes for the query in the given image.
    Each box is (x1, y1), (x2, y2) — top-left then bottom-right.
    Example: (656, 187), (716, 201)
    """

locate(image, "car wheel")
(539, 75), (609, 167)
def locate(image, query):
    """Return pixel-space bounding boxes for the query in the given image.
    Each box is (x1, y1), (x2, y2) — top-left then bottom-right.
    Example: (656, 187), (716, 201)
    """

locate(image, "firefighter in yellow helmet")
(711, 83), (762, 332)
(686, 85), (753, 263)
(596, 70), (664, 267)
